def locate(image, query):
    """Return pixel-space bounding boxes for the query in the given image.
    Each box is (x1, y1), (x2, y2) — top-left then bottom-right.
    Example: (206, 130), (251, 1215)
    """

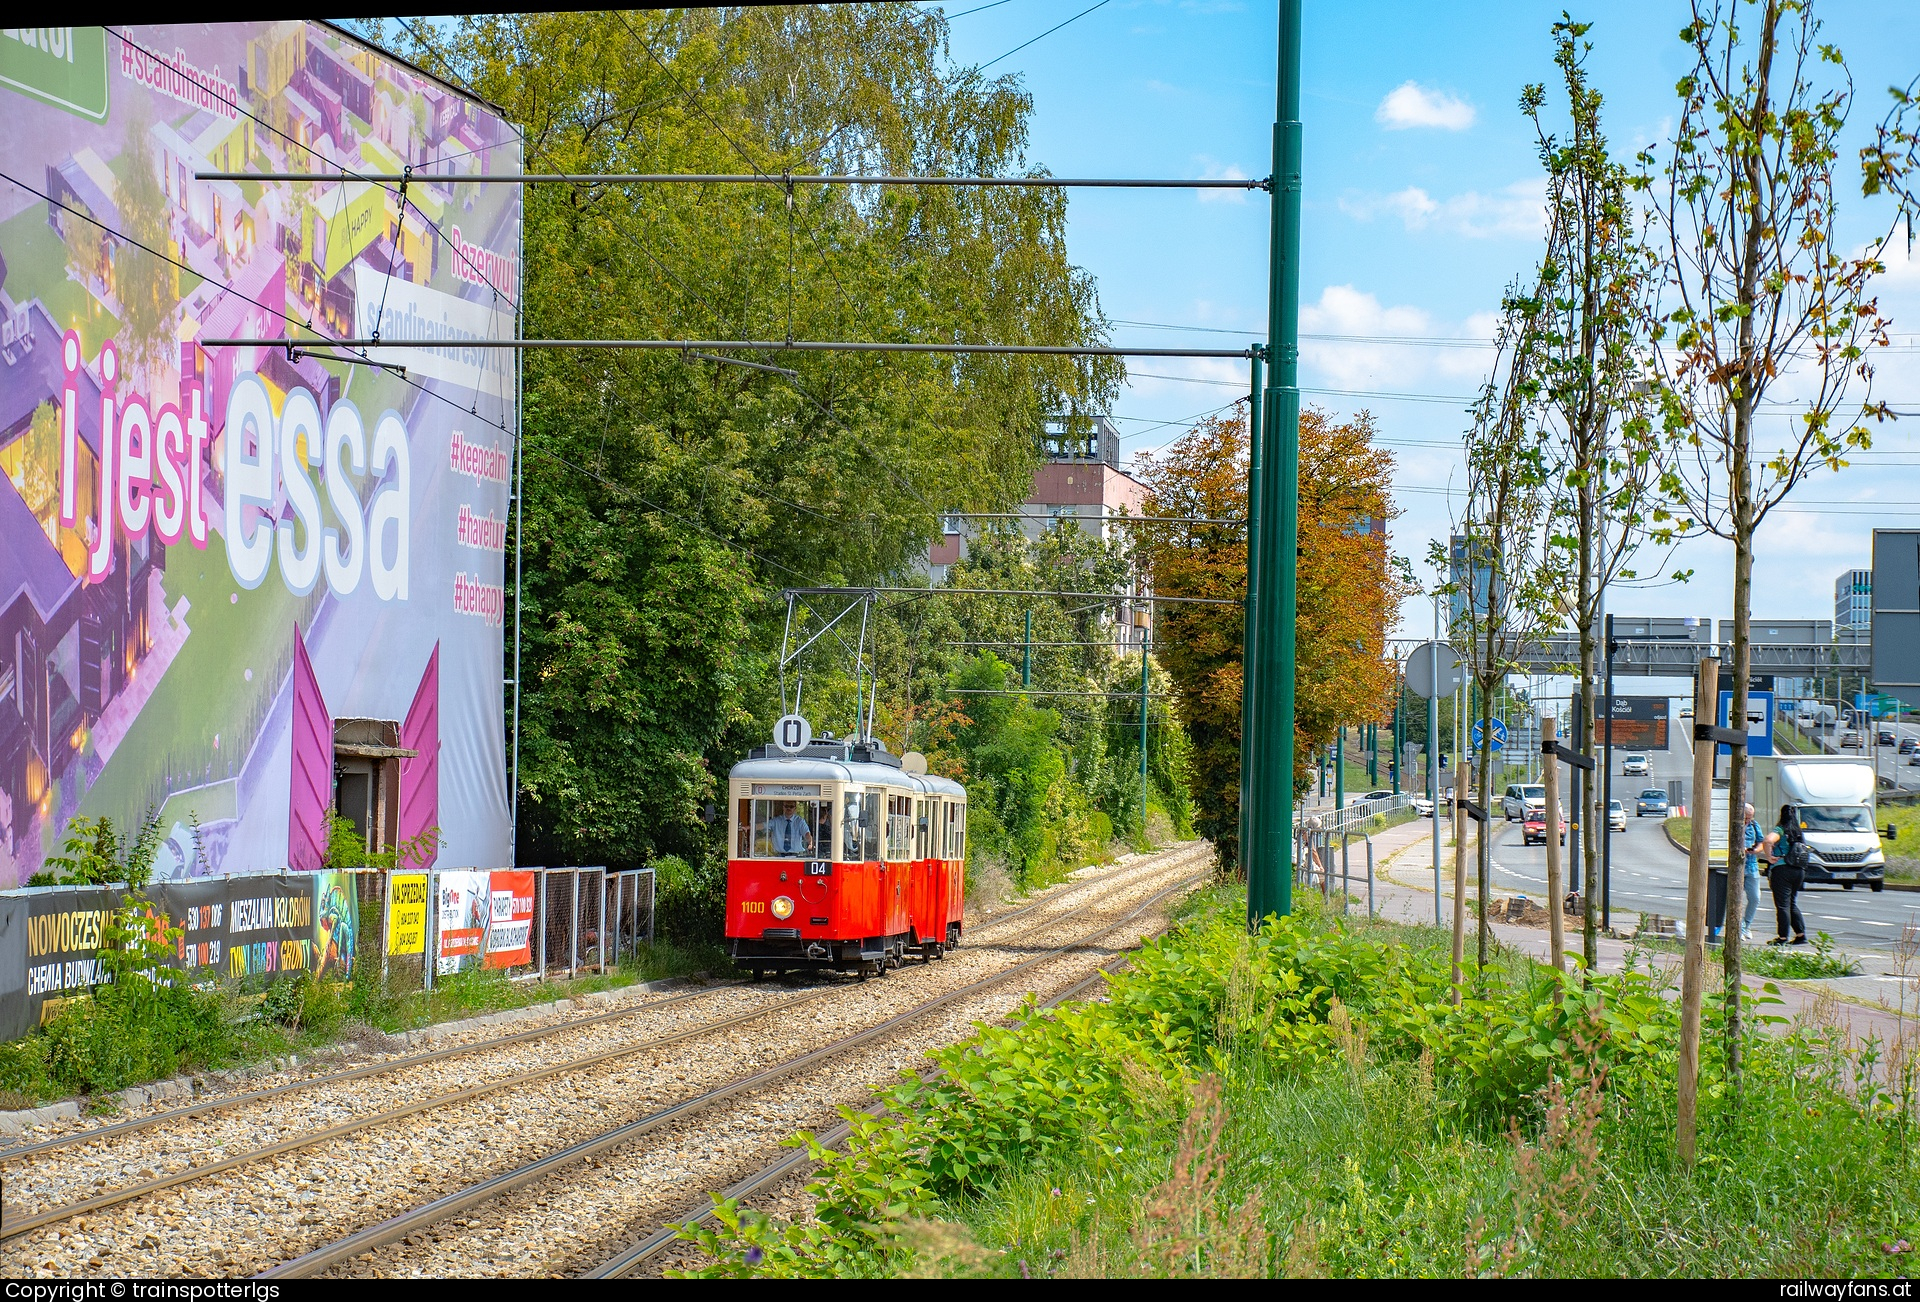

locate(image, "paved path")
(1308, 810), (1920, 1051)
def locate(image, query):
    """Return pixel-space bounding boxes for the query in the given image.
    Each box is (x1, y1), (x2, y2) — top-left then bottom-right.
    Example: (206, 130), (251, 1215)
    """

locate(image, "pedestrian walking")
(1740, 803), (1762, 941)
(1762, 803), (1810, 946)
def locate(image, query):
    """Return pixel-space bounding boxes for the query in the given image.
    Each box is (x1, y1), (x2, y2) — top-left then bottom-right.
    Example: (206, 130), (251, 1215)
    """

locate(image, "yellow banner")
(386, 873), (429, 955)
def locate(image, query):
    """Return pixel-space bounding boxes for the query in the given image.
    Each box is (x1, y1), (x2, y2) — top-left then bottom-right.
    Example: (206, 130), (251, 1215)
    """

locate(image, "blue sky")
(929, 0), (1920, 640)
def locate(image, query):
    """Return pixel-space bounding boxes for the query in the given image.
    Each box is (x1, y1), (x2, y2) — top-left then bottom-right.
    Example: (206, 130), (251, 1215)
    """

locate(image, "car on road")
(1502, 783), (1547, 821)
(1621, 753), (1650, 776)
(1902, 737), (1918, 755)
(1608, 799), (1626, 831)
(1352, 789), (1394, 805)
(1909, 750), (1920, 766)
(1411, 796), (1436, 818)
(1635, 788), (1669, 817)
(1840, 731), (1864, 749)
(1878, 729), (1897, 747)
(1523, 806), (1566, 846)
(1680, 703), (1694, 719)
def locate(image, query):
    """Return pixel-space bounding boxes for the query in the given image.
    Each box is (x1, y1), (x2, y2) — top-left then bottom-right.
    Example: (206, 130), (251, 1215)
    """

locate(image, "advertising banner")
(385, 871), (428, 956)
(1599, 696), (1670, 751)
(0, 23), (522, 888)
(482, 869), (533, 968)
(436, 869), (488, 975)
(0, 872), (358, 1040)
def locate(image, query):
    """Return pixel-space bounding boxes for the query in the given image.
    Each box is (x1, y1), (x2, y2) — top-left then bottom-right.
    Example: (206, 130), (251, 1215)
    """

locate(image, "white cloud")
(1338, 179), (1547, 240)
(1193, 156), (1251, 205)
(1375, 81), (1476, 131)
(1298, 285), (1494, 389)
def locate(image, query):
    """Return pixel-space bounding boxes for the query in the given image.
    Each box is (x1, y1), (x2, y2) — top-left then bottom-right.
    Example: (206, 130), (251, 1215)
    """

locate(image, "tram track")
(0, 843), (1208, 1276)
(0, 838), (1185, 1177)
(272, 862), (1203, 1279)
(585, 954), (1133, 1279)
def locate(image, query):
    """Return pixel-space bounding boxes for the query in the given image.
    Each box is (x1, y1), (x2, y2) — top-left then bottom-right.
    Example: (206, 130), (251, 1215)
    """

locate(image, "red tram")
(725, 736), (966, 977)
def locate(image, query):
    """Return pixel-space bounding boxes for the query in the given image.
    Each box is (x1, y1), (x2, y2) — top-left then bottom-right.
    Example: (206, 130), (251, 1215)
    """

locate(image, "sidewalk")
(1311, 812), (1918, 1048)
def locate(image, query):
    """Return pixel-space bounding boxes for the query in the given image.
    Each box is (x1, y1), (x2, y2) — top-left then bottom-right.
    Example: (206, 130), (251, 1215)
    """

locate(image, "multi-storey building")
(1836, 568), (1872, 632)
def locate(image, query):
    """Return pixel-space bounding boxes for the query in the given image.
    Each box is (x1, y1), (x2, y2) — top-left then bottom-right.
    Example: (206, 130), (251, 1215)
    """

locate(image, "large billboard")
(0, 24), (521, 885)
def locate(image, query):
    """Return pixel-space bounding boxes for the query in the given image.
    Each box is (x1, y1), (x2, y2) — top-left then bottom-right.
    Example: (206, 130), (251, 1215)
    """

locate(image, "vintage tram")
(725, 734), (966, 977)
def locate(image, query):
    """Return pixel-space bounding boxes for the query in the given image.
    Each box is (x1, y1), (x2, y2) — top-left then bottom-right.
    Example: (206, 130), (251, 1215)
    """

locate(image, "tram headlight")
(771, 895), (795, 920)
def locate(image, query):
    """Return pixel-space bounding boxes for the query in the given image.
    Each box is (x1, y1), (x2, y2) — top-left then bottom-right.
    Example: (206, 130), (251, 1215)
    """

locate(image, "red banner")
(484, 871), (537, 968)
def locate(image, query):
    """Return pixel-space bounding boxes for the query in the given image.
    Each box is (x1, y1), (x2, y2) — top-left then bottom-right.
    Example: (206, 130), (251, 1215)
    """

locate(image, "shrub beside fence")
(0, 865), (654, 1043)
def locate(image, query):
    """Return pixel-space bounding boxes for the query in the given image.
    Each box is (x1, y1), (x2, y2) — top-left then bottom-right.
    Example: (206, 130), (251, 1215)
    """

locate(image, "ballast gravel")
(0, 842), (1207, 1280)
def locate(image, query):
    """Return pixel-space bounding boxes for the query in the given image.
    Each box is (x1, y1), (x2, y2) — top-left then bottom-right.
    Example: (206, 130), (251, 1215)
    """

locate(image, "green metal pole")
(1335, 729), (1345, 810)
(1244, 0), (1301, 923)
(1241, 353), (1264, 918)
(1022, 609), (1031, 688)
(1393, 682), (1402, 795)
(1139, 631), (1151, 835)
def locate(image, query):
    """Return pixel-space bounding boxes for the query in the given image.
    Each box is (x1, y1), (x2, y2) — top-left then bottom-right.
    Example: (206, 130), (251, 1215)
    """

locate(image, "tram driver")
(765, 801), (816, 857)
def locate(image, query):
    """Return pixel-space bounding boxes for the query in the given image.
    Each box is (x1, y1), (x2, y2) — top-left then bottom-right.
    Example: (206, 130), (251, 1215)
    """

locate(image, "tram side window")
(916, 800), (931, 859)
(944, 803), (959, 859)
(958, 804), (966, 860)
(886, 795), (913, 860)
(842, 793), (882, 862)
(750, 799), (829, 859)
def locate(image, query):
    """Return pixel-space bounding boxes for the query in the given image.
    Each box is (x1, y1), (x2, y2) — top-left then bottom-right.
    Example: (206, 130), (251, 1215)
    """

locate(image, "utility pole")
(1242, 0), (1302, 927)
(1139, 625), (1151, 832)
(1022, 609), (1032, 688)
(1602, 612), (1617, 932)
(1430, 591), (1442, 927)
(1392, 677), (1402, 796)
(1241, 351), (1263, 906)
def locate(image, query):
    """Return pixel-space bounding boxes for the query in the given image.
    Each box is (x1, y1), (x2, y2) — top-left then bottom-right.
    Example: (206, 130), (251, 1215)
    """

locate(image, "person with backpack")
(1762, 803), (1810, 946)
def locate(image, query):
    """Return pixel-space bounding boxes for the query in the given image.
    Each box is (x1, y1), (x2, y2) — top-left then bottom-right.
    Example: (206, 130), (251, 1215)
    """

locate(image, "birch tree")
(1650, 0), (1893, 1093)
(1447, 279), (1568, 972)
(1523, 20), (1664, 974)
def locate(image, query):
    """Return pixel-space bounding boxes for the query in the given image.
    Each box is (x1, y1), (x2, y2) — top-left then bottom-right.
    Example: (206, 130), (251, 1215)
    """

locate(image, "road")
(1789, 714), (1920, 793)
(1480, 702), (1920, 952)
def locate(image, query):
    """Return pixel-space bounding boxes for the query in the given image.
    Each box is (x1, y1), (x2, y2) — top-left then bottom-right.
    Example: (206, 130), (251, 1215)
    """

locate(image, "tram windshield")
(739, 798), (831, 859)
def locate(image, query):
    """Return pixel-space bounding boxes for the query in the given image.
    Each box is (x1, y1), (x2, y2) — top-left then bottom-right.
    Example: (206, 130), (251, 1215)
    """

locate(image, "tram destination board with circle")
(773, 715), (813, 753)
(1404, 641), (1463, 700)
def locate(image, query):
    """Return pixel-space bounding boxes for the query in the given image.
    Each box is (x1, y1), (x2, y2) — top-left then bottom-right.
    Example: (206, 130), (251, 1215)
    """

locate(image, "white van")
(1751, 756), (1885, 891)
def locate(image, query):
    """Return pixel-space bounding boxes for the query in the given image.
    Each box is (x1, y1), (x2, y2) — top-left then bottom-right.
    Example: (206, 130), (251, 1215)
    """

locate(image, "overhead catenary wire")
(196, 170), (1266, 190)
(196, 337), (1254, 359)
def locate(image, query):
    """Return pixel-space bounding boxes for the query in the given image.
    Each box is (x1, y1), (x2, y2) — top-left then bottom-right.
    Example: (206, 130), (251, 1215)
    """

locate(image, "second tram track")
(0, 842), (1208, 1276)
(0, 838), (1191, 1181)
(272, 864), (1204, 1279)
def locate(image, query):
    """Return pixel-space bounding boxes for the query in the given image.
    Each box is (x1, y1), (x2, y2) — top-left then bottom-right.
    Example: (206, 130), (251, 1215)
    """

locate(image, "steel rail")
(196, 337), (1254, 359)
(0, 849), (1191, 1241)
(582, 951), (1139, 1278)
(258, 867), (1204, 1279)
(0, 980), (742, 1166)
(195, 171), (1268, 190)
(0, 849), (1160, 1170)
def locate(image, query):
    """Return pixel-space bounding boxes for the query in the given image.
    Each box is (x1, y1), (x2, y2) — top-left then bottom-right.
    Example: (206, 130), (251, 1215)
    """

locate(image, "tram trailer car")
(726, 739), (967, 977)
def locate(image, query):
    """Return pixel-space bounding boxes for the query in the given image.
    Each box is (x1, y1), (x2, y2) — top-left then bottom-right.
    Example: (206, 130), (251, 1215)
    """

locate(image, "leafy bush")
(676, 889), (1920, 1279)
(0, 897), (229, 1098)
(29, 812), (165, 887)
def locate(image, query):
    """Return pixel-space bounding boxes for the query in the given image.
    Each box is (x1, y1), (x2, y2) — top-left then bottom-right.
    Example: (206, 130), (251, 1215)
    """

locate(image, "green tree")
(1649, 0), (1894, 1108)
(381, 8), (1125, 867)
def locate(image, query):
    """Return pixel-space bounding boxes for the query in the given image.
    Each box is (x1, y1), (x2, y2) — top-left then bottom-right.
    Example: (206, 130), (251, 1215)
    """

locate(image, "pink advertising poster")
(0, 23), (519, 883)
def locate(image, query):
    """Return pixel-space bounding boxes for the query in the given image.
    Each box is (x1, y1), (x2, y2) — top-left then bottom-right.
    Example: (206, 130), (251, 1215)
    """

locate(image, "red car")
(1523, 808), (1567, 846)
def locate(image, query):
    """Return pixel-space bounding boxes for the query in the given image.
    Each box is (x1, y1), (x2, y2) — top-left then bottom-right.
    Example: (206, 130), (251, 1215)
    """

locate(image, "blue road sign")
(1470, 718), (1508, 752)
(1717, 690), (1774, 758)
